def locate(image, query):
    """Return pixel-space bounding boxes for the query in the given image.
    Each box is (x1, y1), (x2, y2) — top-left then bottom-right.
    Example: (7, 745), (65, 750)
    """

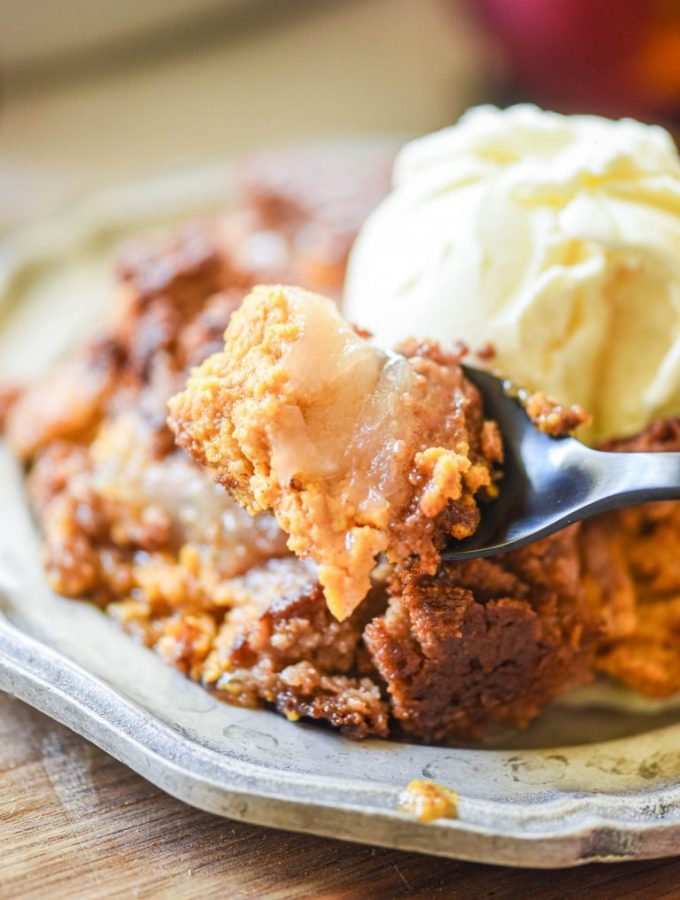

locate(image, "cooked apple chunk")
(168, 285), (502, 620)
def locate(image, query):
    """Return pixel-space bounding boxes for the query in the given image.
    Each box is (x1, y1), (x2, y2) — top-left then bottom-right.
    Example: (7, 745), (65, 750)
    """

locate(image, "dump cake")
(168, 285), (501, 620)
(3, 111), (680, 743)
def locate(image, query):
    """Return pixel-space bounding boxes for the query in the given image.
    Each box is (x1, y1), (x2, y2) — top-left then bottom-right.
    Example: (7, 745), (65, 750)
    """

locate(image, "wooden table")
(1, 692), (677, 899)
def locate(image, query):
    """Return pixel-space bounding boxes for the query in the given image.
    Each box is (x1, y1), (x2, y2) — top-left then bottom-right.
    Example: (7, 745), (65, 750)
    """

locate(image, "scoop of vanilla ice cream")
(344, 105), (680, 442)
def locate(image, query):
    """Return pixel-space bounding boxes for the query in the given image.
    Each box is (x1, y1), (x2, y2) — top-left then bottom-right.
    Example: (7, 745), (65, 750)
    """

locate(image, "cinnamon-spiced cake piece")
(169, 285), (503, 620)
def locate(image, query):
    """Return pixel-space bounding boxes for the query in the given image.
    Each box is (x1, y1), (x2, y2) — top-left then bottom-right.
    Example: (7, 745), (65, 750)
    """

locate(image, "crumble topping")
(524, 391), (592, 437)
(586, 419), (680, 698)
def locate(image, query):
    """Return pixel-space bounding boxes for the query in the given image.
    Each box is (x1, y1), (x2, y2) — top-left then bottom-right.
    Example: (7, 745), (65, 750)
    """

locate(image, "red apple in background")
(458, 0), (680, 124)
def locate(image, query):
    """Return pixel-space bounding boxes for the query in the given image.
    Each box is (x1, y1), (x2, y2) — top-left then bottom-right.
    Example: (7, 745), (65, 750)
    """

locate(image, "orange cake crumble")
(169, 285), (501, 620)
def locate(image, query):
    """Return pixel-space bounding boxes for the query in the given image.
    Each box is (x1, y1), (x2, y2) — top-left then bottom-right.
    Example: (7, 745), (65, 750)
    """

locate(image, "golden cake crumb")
(524, 391), (591, 437)
(398, 779), (459, 823)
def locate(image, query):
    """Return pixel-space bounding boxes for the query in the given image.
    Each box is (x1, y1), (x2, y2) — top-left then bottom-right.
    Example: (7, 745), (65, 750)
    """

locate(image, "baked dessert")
(168, 285), (501, 620)
(4, 115), (680, 743)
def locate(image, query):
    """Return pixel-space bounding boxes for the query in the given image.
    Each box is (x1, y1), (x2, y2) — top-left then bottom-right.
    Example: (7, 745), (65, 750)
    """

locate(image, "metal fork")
(442, 368), (680, 561)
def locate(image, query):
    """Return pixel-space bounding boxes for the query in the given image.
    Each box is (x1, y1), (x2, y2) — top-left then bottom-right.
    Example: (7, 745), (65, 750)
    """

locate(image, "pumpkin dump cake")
(3, 110), (680, 743)
(168, 285), (501, 621)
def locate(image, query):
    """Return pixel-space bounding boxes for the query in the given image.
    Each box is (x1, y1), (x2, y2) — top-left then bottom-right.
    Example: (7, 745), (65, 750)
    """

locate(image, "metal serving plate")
(1, 165), (679, 868)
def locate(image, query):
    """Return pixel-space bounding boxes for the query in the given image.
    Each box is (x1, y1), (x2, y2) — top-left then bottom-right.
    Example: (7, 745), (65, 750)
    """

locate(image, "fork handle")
(580, 449), (680, 508)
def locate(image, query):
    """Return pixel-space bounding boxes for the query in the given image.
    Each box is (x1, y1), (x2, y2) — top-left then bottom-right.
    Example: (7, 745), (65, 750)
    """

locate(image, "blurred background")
(1, 0), (679, 232)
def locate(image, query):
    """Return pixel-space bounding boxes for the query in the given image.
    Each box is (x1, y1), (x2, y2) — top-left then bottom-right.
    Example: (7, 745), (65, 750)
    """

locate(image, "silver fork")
(442, 367), (680, 561)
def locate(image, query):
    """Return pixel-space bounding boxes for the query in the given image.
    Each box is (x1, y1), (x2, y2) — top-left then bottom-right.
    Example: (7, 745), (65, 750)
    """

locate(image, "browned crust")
(365, 528), (598, 741)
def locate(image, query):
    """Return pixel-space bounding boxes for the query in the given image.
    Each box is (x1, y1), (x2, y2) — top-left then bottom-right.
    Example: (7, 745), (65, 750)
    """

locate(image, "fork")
(442, 367), (680, 561)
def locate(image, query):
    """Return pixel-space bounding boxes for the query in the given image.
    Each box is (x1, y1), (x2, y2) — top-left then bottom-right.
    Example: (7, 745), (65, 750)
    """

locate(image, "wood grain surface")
(1, 691), (678, 899)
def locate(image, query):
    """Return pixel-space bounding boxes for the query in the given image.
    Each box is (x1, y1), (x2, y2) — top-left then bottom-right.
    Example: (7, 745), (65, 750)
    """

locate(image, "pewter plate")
(1, 166), (679, 868)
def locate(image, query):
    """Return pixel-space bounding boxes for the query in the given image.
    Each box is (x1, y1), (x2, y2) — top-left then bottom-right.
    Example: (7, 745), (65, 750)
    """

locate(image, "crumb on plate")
(398, 779), (459, 823)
